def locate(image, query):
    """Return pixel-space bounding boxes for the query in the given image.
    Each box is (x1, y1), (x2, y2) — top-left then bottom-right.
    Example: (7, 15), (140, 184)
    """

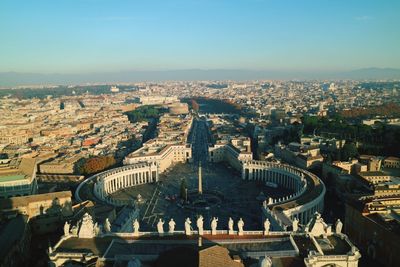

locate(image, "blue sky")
(0, 0), (399, 73)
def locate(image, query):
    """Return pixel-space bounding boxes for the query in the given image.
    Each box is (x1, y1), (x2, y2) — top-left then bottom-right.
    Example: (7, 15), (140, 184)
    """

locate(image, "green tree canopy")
(341, 143), (358, 161)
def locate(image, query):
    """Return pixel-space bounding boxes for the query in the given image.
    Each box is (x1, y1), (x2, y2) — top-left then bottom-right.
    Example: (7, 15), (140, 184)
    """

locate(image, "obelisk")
(198, 161), (203, 195)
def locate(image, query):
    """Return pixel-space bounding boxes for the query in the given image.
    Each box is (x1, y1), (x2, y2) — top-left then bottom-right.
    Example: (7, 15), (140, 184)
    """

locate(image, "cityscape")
(1, 1), (400, 267)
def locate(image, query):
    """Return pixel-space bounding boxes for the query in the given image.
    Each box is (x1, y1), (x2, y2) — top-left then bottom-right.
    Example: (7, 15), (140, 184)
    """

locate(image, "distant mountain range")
(336, 68), (400, 80)
(1, 68), (400, 87)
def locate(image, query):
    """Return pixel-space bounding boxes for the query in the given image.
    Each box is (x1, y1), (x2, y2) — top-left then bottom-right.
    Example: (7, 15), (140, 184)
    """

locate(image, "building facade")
(0, 158), (38, 198)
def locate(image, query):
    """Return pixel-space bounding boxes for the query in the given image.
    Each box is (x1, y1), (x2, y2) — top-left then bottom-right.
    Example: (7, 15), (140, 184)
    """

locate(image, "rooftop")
(54, 233), (296, 260)
(0, 158), (36, 183)
(0, 174), (26, 182)
(0, 191), (72, 210)
(359, 171), (388, 177)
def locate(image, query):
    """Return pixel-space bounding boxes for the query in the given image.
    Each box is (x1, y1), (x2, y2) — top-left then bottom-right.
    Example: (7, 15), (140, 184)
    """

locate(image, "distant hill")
(1, 68), (400, 87)
(336, 68), (400, 80)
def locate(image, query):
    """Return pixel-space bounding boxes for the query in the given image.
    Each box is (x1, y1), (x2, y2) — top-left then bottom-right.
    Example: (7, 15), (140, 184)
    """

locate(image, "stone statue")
(196, 215), (204, 235)
(63, 221), (70, 236)
(157, 218), (164, 234)
(133, 219), (140, 235)
(335, 219), (343, 234)
(259, 256), (272, 267)
(326, 225), (332, 235)
(104, 218), (111, 233)
(78, 213), (95, 238)
(71, 225), (78, 235)
(185, 218), (192, 235)
(263, 218), (270, 235)
(211, 217), (218, 235)
(237, 218), (244, 235)
(94, 222), (101, 236)
(228, 217), (234, 234)
(168, 218), (176, 233)
(309, 212), (330, 236)
(292, 217), (299, 232)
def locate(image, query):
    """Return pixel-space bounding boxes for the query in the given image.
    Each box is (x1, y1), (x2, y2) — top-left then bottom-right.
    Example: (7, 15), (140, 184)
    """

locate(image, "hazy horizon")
(1, 67), (400, 87)
(1, 0), (400, 75)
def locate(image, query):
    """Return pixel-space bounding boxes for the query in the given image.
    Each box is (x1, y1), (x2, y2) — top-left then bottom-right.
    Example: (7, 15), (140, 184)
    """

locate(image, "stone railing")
(100, 230), (293, 239)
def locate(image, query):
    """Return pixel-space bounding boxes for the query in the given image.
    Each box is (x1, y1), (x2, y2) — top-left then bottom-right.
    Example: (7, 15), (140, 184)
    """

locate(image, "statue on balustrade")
(104, 218), (111, 233)
(133, 219), (140, 235)
(157, 218), (164, 234)
(196, 215), (204, 235)
(335, 219), (343, 234)
(168, 218), (176, 233)
(264, 218), (270, 235)
(63, 221), (70, 236)
(211, 217), (218, 235)
(228, 217), (234, 234)
(185, 217), (192, 235)
(292, 217), (299, 232)
(237, 218), (244, 235)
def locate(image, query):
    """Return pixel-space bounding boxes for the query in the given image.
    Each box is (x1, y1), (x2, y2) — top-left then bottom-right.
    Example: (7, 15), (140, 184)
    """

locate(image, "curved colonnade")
(92, 162), (158, 206)
(242, 160), (325, 227)
(82, 158), (325, 226)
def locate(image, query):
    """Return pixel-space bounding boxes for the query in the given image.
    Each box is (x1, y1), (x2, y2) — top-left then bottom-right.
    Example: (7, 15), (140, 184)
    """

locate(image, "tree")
(77, 155), (116, 175)
(325, 153), (333, 163)
(125, 105), (164, 123)
(341, 143), (358, 161)
(191, 99), (199, 112)
(325, 172), (335, 188)
(334, 149), (342, 161)
(302, 115), (320, 134)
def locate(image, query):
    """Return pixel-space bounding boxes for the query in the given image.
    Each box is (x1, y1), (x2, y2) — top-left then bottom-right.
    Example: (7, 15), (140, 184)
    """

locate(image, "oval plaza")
(79, 114), (326, 231)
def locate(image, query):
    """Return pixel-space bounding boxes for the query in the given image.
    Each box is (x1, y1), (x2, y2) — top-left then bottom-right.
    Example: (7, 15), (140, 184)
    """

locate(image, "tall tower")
(198, 161), (203, 195)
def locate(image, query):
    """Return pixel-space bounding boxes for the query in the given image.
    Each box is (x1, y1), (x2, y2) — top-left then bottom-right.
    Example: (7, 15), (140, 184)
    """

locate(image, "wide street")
(189, 117), (211, 166)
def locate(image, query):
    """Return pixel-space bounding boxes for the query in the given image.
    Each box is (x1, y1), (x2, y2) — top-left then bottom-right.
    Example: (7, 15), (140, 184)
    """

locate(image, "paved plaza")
(110, 162), (293, 231)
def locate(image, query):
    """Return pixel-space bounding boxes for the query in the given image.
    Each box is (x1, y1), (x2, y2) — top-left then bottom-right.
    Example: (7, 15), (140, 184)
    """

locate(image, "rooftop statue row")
(63, 212), (343, 238)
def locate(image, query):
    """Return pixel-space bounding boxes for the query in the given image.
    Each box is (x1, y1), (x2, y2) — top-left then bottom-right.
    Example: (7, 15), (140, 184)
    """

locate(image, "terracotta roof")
(199, 245), (244, 267)
(155, 244), (244, 267)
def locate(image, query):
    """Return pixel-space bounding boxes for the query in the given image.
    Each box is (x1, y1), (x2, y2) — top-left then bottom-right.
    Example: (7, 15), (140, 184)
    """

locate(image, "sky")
(0, 0), (399, 74)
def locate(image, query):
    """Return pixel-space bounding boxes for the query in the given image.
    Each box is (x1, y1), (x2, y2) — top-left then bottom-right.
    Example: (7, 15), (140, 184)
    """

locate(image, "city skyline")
(1, 0), (400, 75)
